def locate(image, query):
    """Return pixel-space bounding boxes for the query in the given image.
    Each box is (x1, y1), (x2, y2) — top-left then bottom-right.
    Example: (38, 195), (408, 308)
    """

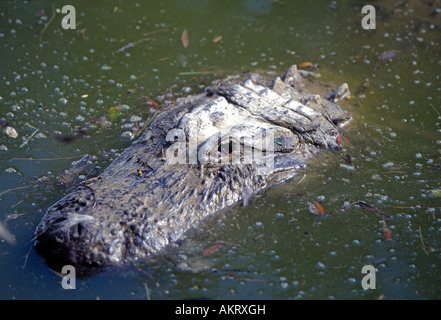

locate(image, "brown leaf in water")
(144, 97), (159, 108)
(298, 61), (313, 68)
(336, 133), (343, 148)
(212, 35), (222, 43)
(382, 221), (392, 241)
(181, 29), (189, 48)
(314, 201), (326, 215)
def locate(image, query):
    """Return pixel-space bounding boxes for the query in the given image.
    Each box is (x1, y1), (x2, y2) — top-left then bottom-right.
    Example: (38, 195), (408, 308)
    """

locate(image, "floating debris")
(353, 53), (366, 62)
(313, 200), (326, 215)
(202, 241), (241, 257)
(282, 192), (304, 200)
(308, 200), (326, 216)
(0, 221), (15, 245)
(339, 163), (355, 172)
(202, 243), (224, 257)
(336, 133), (343, 147)
(5, 126), (18, 139)
(212, 35), (222, 43)
(356, 81), (370, 95)
(378, 50), (399, 61)
(430, 188), (441, 197)
(19, 128), (39, 148)
(113, 38), (152, 55)
(178, 71), (214, 76)
(108, 106), (121, 122)
(357, 201), (393, 219)
(382, 221), (392, 241)
(181, 29), (189, 48)
(374, 257), (387, 264)
(144, 97), (159, 108)
(308, 202), (319, 215)
(297, 61), (319, 69)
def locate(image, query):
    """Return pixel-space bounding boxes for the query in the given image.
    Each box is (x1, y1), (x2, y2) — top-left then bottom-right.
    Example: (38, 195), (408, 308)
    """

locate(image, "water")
(1, 0), (441, 299)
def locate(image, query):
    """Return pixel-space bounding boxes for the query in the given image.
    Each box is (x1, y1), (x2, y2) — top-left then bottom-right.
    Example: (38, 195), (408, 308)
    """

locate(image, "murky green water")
(1, 0), (440, 300)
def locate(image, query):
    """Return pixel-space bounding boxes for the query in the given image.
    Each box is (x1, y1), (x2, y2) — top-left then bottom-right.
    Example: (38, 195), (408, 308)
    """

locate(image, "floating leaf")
(430, 188), (441, 197)
(212, 35), (222, 43)
(336, 133), (343, 148)
(144, 97), (159, 108)
(309, 201), (326, 216)
(298, 61), (313, 68)
(108, 106), (121, 122)
(382, 221), (392, 241)
(314, 200), (326, 215)
(181, 29), (189, 48)
(5, 126), (18, 138)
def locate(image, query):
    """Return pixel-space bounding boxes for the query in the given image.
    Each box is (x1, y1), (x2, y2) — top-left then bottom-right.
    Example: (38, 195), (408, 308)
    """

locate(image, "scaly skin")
(34, 65), (351, 275)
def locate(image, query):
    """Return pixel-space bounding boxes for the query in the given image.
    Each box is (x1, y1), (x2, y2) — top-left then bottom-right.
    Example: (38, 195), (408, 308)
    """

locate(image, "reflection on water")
(0, 0), (440, 299)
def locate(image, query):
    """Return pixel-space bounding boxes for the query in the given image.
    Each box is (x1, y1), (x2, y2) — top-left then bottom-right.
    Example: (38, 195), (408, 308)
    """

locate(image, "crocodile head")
(34, 65), (351, 275)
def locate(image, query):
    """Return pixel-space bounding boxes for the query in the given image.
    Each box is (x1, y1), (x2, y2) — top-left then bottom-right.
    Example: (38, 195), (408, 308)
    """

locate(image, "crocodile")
(34, 65), (351, 275)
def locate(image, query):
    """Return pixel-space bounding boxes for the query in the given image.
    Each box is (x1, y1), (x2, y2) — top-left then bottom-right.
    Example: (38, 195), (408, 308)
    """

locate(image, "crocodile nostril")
(77, 222), (84, 237)
(72, 221), (86, 238)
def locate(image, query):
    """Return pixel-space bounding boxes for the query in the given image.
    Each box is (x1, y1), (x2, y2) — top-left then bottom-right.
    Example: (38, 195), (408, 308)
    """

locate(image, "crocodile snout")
(35, 212), (106, 274)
